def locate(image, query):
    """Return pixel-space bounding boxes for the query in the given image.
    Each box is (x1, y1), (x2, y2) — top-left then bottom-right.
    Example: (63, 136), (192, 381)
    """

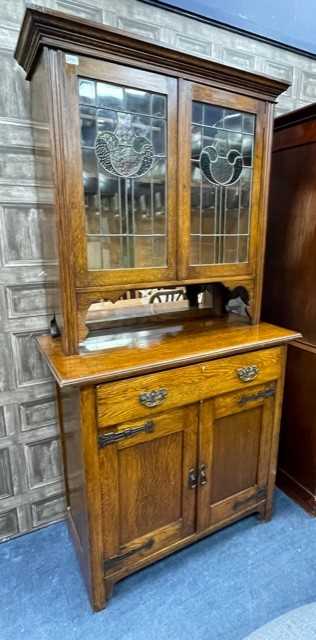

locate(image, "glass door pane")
(178, 81), (263, 282)
(78, 77), (168, 271)
(190, 102), (255, 266)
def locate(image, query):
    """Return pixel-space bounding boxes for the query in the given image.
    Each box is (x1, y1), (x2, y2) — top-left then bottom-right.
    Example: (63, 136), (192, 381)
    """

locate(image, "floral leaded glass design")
(95, 113), (154, 178)
(78, 78), (167, 270)
(191, 102), (255, 265)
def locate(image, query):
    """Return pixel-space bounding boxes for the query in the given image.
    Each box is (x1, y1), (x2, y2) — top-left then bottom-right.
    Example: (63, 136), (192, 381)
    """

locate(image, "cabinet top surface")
(275, 102), (316, 131)
(15, 5), (288, 100)
(38, 320), (300, 387)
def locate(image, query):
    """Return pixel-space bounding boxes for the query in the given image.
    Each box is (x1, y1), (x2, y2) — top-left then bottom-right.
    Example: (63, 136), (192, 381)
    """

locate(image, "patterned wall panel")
(0, 448), (14, 499)
(19, 396), (57, 432)
(1, 205), (57, 266)
(0, 0), (315, 542)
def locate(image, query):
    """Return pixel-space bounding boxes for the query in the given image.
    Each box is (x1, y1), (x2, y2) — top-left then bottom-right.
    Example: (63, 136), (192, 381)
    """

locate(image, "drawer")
(96, 346), (282, 428)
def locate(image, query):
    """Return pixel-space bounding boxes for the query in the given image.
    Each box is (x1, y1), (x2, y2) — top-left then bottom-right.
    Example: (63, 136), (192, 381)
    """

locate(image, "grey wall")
(0, 0), (315, 542)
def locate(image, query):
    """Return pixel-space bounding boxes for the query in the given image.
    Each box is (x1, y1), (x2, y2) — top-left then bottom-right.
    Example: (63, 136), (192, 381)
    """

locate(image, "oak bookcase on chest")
(15, 7), (299, 611)
(262, 105), (316, 515)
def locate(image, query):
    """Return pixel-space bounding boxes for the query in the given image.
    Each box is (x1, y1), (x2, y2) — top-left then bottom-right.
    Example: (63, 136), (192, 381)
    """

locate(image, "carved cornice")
(15, 5), (289, 101)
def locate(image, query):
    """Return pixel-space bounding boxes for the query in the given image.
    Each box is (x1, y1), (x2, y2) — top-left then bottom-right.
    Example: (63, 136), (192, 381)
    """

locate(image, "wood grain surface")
(38, 320), (299, 387)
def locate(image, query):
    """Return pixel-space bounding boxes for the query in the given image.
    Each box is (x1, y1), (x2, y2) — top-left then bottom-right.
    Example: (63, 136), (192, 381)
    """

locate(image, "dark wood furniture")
(263, 104), (316, 515)
(15, 7), (299, 611)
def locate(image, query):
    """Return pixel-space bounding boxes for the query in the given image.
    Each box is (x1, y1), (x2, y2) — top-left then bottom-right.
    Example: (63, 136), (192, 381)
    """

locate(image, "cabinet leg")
(257, 500), (273, 523)
(105, 579), (114, 602)
(91, 580), (114, 612)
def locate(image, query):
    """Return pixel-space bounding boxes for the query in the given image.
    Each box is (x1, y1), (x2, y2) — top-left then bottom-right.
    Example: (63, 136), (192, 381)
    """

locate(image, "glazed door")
(62, 54), (177, 287)
(178, 81), (265, 280)
(99, 406), (198, 577)
(197, 382), (275, 530)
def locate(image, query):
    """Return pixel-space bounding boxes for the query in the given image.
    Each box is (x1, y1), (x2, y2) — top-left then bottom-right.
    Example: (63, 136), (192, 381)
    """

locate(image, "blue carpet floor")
(1, 491), (316, 640)
(245, 602), (316, 639)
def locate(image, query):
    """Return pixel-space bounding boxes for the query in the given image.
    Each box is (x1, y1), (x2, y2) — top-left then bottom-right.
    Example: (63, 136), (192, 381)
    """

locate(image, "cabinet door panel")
(178, 81), (265, 281)
(211, 406), (262, 503)
(197, 383), (274, 530)
(119, 433), (183, 545)
(62, 54), (177, 288)
(99, 406), (198, 576)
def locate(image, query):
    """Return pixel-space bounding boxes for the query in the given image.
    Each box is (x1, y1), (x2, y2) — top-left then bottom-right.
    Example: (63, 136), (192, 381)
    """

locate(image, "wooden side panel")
(263, 138), (316, 343)
(277, 343), (316, 513)
(252, 101), (274, 323)
(57, 387), (89, 579)
(58, 385), (106, 610)
(99, 406), (198, 577)
(46, 49), (78, 353)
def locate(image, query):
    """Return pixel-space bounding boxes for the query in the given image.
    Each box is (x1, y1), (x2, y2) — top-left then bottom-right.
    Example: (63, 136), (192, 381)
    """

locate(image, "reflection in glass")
(78, 78), (168, 270)
(190, 101), (255, 265)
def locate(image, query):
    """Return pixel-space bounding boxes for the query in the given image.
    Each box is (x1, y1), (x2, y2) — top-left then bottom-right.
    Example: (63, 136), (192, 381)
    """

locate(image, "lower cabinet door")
(197, 382), (276, 531)
(99, 405), (198, 576)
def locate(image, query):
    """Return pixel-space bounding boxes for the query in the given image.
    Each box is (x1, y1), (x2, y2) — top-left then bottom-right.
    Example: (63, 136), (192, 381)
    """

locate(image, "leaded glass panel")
(78, 78), (167, 270)
(190, 102), (255, 265)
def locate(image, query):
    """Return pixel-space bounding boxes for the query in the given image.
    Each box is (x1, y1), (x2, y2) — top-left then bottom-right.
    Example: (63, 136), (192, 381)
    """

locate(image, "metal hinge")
(238, 386), (275, 405)
(98, 420), (155, 448)
(104, 538), (154, 571)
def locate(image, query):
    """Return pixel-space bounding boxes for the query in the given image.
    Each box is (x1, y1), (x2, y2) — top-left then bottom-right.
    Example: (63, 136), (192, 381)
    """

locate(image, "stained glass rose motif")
(95, 113), (154, 178)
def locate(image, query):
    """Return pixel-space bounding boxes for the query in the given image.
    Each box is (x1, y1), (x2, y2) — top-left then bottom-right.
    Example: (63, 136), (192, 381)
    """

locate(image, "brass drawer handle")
(98, 421), (154, 448)
(236, 365), (260, 382)
(139, 388), (168, 408)
(238, 387), (275, 405)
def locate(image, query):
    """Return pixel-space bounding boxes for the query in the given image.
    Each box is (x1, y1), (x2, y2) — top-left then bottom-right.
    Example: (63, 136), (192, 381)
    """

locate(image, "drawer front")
(96, 346), (282, 428)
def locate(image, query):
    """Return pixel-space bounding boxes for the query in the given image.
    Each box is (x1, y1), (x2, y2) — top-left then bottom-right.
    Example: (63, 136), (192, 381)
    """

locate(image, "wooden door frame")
(98, 405), (199, 577)
(196, 381), (277, 532)
(177, 80), (268, 288)
(60, 53), (178, 289)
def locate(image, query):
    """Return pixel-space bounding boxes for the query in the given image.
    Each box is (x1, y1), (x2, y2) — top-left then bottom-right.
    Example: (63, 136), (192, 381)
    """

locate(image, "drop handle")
(236, 365), (260, 382)
(139, 388), (168, 407)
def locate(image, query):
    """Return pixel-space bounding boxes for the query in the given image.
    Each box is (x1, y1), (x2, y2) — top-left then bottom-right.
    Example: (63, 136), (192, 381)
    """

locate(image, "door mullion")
(257, 396), (275, 488)
(196, 399), (214, 532)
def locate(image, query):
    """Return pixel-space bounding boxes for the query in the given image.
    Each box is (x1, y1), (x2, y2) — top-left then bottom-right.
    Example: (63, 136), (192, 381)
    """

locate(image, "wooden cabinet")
(15, 7), (289, 355)
(41, 323), (299, 609)
(262, 104), (316, 514)
(100, 406), (198, 576)
(98, 377), (279, 580)
(15, 7), (300, 611)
